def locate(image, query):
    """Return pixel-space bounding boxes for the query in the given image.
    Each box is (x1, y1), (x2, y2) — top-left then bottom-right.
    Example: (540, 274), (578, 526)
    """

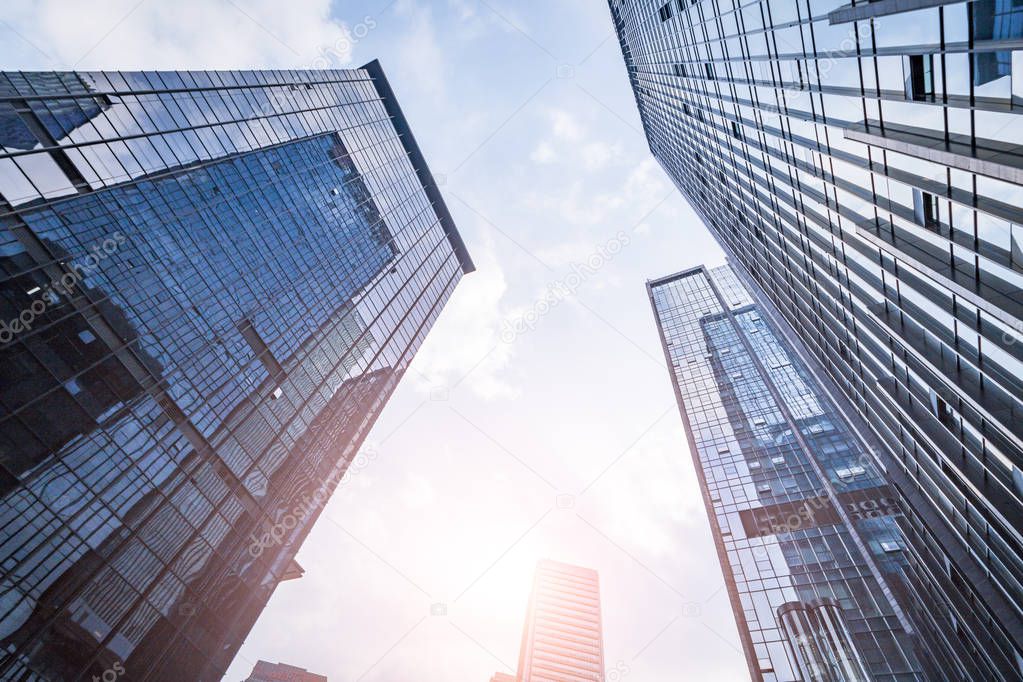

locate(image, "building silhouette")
(244, 660), (327, 682)
(516, 560), (604, 682)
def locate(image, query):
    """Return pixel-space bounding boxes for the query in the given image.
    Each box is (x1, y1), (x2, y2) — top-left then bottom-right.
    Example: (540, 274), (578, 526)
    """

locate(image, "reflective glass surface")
(650, 264), (923, 681)
(614, 0), (1023, 678)
(0, 67), (471, 680)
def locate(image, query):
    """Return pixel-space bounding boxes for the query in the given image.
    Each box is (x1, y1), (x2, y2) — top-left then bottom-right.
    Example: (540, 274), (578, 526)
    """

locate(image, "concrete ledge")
(828, 0), (960, 25)
(844, 120), (1023, 186)
(855, 223), (1023, 333)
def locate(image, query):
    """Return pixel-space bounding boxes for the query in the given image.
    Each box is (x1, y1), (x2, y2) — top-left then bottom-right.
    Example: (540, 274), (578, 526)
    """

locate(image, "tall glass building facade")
(516, 560), (604, 682)
(613, 0), (1023, 678)
(651, 263), (929, 681)
(0, 63), (473, 680)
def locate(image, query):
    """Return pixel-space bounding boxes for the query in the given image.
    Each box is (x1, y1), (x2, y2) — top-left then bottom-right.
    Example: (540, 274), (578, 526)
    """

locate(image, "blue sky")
(0, 1), (744, 679)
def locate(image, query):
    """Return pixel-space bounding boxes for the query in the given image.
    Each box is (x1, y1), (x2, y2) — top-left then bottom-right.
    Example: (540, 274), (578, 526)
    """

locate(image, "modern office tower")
(614, 1), (1023, 679)
(650, 263), (932, 681)
(0, 63), (473, 681)
(245, 660), (328, 682)
(516, 560), (604, 682)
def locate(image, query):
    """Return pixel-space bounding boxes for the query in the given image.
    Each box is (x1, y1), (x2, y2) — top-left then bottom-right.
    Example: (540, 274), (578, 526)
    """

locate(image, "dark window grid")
(128, 77), (367, 133)
(860, 275), (1022, 452)
(10, 121), (403, 274)
(33, 511), (235, 677)
(14, 228), (265, 421)
(139, 269), (464, 658)
(13, 488), (239, 654)
(17, 131), (431, 388)
(0, 437), (237, 630)
(0, 480), (98, 562)
(0, 192), (456, 527)
(0, 536), (92, 606)
(662, 139), (1014, 368)
(0, 267), (155, 368)
(28, 70), (368, 106)
(724, 252), (1023, 625)
(0, 330), (149, 433)
(0, 93), (391, 192)
(0, 254), (142, 350)
(880, 395), (1023, 592)
(658, 278), (916, 642)
(207, 239), (459, 499)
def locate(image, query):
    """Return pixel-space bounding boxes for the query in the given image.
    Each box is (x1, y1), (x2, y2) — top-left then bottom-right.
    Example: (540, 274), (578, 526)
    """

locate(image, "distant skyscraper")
(245, 660), (327, 682)
(613, 1), (1023, 679)
(516, 560), (604, 682)
(0, 63), (472, 680)
(650, 263), (926, 681)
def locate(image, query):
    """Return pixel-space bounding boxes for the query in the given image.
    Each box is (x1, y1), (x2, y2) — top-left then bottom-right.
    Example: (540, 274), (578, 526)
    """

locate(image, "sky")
(0, 1), (746, 679)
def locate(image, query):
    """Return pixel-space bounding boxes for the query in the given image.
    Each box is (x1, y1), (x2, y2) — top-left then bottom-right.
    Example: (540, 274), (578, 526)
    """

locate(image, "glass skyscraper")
(613, 0), (1023, 679)
(651, 263), (928, 681)
(516, 560), (604, 682)
(0, 62), (472, 680)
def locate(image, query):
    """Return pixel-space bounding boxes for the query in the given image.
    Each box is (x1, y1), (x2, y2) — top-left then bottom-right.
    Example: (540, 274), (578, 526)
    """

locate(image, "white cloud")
(579, 421), (706, 559)
(392, 1), (446, 95)
(534, 239), (598, 268)
(580, 140), (623, 171)
(525, 167), (666, 228)
(407, 234), (519, 400)
(445, 0), (527, 40)
(529, 141), (557, 164)
(447, 0), (479, 22)
(547, 180), (625, 226)
(400, 471), (438, 509)
(549, 108), (584, 141)
(623, 156), (669, 202)
(0, 0), (352, 69)
(528, 106), (624, 175)
(530, 157), (668, 225)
